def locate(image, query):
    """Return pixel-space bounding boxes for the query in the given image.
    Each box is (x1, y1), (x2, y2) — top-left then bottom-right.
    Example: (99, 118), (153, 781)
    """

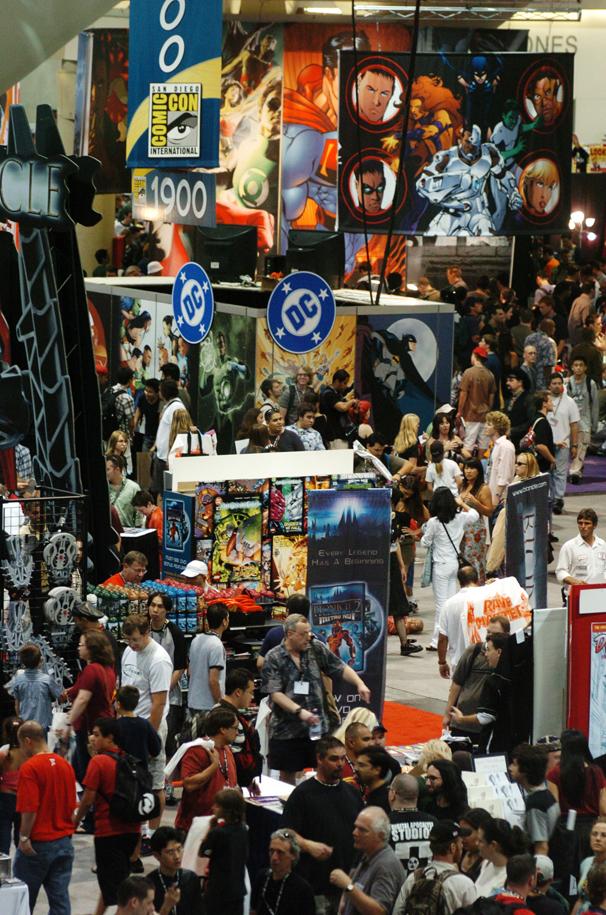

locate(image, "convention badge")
(294, 681), (310, 695)
(44, 532), (77, 584)
(267, 272), (336, 354)
(172, 261), (215, 344)
(44, 586), (81, 626)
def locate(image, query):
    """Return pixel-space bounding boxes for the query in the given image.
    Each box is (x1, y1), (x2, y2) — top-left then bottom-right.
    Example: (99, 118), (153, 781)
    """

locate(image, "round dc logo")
(267, 272), (336, 354)
(172, 262), (214, 344)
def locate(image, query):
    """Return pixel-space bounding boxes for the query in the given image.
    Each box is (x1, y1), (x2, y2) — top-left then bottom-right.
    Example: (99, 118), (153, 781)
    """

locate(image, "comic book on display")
(163, 493), (195, 575)
(310, 582), (366, 672)
(338, 52), (573, 236)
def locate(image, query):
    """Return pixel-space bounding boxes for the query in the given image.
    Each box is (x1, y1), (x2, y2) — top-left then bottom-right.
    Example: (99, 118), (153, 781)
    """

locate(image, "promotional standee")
(567, 583), (606, 757)
(504, 474), (550, 609)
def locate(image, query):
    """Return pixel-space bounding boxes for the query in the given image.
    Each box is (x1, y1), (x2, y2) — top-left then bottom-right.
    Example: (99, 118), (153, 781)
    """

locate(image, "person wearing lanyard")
(547, 372), (580, 516)
(556, 508), (606, 595)
(148, 826), (203, 915)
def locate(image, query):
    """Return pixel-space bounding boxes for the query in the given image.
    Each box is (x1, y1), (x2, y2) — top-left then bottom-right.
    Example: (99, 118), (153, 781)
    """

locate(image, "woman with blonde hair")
(409, 738), (452, 776)
(167, 407), (203, 460)
(393, 413), (422, 469)
(522, 158), (559, 217)
(485, 450), (540, 575)
(106, 429), (132, 476)
(334, 707), (378, 744)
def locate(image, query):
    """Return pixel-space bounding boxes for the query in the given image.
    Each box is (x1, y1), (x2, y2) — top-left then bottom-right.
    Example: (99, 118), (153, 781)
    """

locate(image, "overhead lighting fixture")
(586, 217), (596, 228)
(304, 5), (343, 12)
(354, 2), (581, 20)
(587, 232), (598, 242)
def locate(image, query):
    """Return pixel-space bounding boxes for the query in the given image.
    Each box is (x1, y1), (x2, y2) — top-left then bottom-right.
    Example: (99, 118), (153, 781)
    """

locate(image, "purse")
(519, 417), (541, 454)
(441, 521), (467, 569)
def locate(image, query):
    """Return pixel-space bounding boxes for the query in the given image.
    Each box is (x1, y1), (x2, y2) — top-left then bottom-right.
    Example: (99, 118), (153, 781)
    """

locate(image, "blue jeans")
(14, 834), (74, 915)
(0, 791), (19, 854)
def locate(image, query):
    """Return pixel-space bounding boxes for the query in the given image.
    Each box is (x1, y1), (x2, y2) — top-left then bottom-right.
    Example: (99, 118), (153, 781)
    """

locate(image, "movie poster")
(272, 534), (308, 597)
(255, 314), (356, 401)
(217, 23), (283, 254)
(270, 479), (304, 535)
(197, 311), (256, 454)
(163, 492), (195, 575)
(281, 22), (411, 277)
(589, 623), (606, 759)
(356, 309), (454, 440)
(307, 488), (391, 719)
(505, 473), (550, 609)
(212, 497), (262, 583)
(74, 30), (129, 194)
(338, 52), (573, 236)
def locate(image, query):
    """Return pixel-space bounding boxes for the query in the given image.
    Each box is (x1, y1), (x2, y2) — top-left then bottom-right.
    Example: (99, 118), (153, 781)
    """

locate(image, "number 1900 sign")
(132, 169), (216, 226)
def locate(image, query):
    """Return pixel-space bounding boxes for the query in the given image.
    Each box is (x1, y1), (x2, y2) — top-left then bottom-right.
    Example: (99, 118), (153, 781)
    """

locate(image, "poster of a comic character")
(339, 52), (572, 237)
(197, 312), (256, 454)
(281, 22), (411, 277)
(211, 497), (262, 584)
(217, 23), (283, 254)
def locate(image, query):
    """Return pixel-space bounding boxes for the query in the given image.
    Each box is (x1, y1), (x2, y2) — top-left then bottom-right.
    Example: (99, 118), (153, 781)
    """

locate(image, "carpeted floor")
(382, 700), (442, 744)
(565, 454), (606, 495)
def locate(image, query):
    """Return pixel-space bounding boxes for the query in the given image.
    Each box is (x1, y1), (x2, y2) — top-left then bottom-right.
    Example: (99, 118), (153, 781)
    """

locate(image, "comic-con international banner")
(504, 473), (550, 609)
(307, 488), (391, 720)
(127, 0), (221, 168)
(338, 52), (573, 236)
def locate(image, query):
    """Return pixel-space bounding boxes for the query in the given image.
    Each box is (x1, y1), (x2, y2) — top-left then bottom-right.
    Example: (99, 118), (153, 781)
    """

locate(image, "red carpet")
(382, 700), (443, 745)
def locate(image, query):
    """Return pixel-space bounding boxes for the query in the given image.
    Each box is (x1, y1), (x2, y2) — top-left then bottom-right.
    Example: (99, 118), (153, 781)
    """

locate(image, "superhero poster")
(197, 311), (256, 454)
(338, 52), (573, 236)
(255, 314), (356, 402)
(281, 22), (411, 277)
(218, 23), (284, 255)
(269, 479), (305, 535)
(271, 534), (308, 597)
(163, 492), (195, 576)
(74, 30), (129, 194)
(357, 309), (454, 441)
(211, 497), (262, 584)
(307, 488), (391, 719)
(194, 483), (225, 538)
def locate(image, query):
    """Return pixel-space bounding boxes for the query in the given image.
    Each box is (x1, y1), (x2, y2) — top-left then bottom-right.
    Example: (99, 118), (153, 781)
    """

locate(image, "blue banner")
(163, 491), (195, 575)
(127, 0), (221, 169)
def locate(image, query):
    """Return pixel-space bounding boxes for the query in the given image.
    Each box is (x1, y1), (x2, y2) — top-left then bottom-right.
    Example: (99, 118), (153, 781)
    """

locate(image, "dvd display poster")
(307, 487), (391, 720)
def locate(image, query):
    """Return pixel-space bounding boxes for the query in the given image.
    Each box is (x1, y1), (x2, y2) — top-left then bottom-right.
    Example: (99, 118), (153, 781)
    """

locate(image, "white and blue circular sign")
(172, 261), (214, 345)
(267, 271), (336, 354)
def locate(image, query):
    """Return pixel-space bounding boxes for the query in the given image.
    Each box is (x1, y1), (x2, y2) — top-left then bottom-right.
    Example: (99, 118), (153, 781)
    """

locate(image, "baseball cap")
(473, 345), (489, 359)
(181, 560), (208, 578)
(429, 820), (471, 843)
(535, 855), (554, 884)
(71, 599), (104, 621)
(435, 404), (456, 415)
(147, 260), (163, 275)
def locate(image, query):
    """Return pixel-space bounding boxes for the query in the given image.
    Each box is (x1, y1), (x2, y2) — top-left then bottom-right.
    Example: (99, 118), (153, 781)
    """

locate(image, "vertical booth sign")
(127, 0), (221, 169)
(504, 474), (550, 609)
(163, 491), (195, 575)
(307, 488), (391, 720)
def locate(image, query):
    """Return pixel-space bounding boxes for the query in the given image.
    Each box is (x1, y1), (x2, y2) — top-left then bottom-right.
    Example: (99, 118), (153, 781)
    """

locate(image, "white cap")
(435, 403), (455, 415)
(147, 260), (163, 275)
(535, 855), (554, 883)
(182, 560), (208, 578)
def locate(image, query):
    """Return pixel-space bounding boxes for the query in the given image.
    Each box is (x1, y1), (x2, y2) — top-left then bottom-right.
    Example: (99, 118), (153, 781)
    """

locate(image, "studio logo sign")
(267, 271), (336, 354)
(148, 82), (201, 158)
(172, 261), (214, 344)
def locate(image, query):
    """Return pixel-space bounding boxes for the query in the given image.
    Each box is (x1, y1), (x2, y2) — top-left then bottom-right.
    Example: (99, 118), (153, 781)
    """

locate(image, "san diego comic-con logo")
(267, 271), (336, 354)
(172, 261), (214, 345)
(148, 82), (201, 158)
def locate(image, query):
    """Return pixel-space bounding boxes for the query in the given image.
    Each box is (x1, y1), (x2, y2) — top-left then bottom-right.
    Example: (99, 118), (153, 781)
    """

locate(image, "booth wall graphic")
(307, 487), (391, 719)
(163, 491), (196, 575)
(504, 474), (550, 610)
(338, 52), (573, 236)
(217, 23), (284, 254)
(356, 309), (454, 440)
(75, 29), (130, 194)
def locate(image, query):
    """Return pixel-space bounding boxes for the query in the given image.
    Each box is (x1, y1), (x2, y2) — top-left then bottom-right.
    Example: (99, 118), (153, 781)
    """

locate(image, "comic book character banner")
(307, 487), (391, 719)
(338, 52), (573, 236)
(163, 491), (195, 575)
(505, 474), (550, 610)
(127, 0), (221, 168)
(357, 310), (454, 441)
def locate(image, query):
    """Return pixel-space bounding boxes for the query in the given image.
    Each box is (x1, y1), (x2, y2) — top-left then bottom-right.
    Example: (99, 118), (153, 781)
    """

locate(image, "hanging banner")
(132, 169), (216, 226)
(163, 491), (195, 575)
(127, 0), (221, 169)
(504, 473), (550, 609)
(338, 52), (573, 236)
(307, 488), (391, 720)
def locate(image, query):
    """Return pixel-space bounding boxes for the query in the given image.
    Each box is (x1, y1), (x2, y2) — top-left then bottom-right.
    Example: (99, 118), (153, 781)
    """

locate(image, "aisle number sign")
(132, 168), (216, 226)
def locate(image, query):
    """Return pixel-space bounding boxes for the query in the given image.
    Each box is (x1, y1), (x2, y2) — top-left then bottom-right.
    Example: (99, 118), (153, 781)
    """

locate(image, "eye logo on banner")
(172, 261), (214, 344)
(148, 83), (201, 158)
(267, 272), (336, 354)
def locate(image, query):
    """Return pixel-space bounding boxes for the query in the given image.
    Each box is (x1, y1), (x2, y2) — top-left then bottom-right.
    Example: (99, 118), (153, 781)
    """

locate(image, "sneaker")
(165, 794), (178, 807)
(553, 504), (563, 515)
(569, 473), (581, 484)
(426, 645), (439, 652)
(400, 641), (423, 656)
(140, 838), (153, 857)
(130, 859), (144, 874)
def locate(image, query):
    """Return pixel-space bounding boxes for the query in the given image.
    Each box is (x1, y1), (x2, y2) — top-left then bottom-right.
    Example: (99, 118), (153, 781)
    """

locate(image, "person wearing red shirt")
(175, 707), (238, 832)
(13, 720), (77, 915)
(74, 718), (141, 914)
(494, 854), (539, 915)
(132, 491), (164, 570)
(103, 550), (148, 587)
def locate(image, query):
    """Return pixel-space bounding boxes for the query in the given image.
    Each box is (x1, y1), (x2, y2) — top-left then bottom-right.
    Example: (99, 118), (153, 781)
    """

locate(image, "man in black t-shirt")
(148, 826), (204, 915)
(251, 828), (315, 915)
(281, 736), (364, 912)
(388, 773), (437, 874)
(319, 369), (357, 448)
(509, 744), (560, 854)
(531, 390), (556, 474)
(134, 379), (161, 451)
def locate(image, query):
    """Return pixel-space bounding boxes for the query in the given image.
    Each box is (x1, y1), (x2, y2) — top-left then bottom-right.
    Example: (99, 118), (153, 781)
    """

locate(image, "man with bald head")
(388, 773), (437, 874)
(329, 806), (404, 914)
(13, 720), (77, 914)
(342, 721), (373, 784)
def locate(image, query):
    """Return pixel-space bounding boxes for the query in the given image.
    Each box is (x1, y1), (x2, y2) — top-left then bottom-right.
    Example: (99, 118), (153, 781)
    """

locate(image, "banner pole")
(509, 235), (516, 289)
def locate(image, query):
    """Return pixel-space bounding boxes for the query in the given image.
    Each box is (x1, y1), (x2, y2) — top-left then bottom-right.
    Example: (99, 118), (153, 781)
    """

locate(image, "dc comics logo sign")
(267, 271), (336, 354)
(172, 261), (214, 344)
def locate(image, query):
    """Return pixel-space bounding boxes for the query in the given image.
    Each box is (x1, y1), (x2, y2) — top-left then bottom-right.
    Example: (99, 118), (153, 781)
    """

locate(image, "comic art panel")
(195, 483), (225, 539)
(218, 23), (284, 256)
(271, 534), (308, 598)
(338, 52), (573, 237)
(197, 311), (256, 454)
(156, 301), (194, 395)
(281, 21), (411, 275)
(118, 297), (157, 390)
(269, 478), (305, 535)
(211, 497), (262, 584)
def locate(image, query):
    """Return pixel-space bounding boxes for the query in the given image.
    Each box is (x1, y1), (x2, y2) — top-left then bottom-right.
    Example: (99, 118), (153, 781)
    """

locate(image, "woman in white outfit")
(421, 487), (479, 650)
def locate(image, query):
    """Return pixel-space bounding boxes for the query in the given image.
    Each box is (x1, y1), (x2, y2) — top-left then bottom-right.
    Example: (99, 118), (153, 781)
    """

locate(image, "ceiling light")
(586, 217), (596, 228)
(568, 219), (576, 230)
(571, 210), (585, 224)
(304, 5), (343, 12)
(587, 232), (598, 242)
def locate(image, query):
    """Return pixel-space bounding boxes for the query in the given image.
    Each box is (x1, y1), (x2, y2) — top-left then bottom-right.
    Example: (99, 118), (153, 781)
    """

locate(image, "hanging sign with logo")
(127, 0), (221, 169)
(132, 168), (216, 225)
(266, 271), (336, 354)
(172, 261), (215, 344)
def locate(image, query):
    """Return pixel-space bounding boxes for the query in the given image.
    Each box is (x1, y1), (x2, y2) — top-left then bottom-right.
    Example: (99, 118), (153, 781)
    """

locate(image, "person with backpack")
(74, 718), (148, 915)
(392, 819), (477, 915)
(217, 668), (262, 791)
(279, 366), (315, 425)
(567, 356), (599, 484)
(102, 366), (135, 446)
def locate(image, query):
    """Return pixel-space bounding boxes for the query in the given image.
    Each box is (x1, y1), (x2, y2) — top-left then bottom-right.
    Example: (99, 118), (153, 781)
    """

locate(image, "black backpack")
(102, 751), (160, 822)
(101, 386), (119, 442)
(405, 866), (457, 915)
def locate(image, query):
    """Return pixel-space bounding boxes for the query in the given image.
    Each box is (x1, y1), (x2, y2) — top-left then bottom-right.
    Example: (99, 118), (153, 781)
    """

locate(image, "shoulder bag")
(441, 521), (467, 569)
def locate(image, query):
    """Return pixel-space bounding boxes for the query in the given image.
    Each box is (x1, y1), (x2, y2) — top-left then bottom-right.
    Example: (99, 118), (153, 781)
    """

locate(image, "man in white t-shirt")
(437, 566), (480, 677)
(121, 613), (173, 834)
(547, 372), (580, 515)
(188, 603), (230, 713)
(556, 508), (606, 594)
